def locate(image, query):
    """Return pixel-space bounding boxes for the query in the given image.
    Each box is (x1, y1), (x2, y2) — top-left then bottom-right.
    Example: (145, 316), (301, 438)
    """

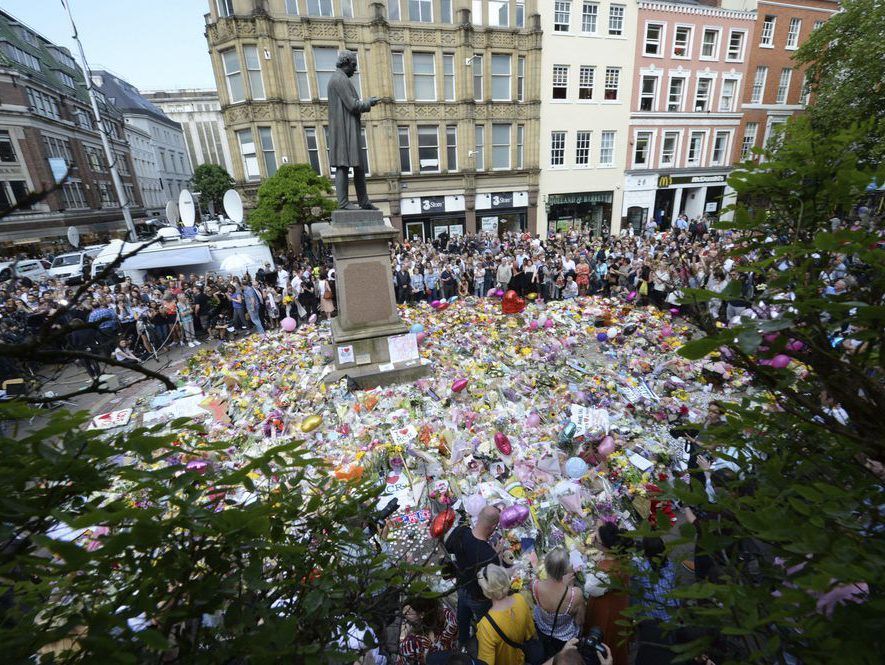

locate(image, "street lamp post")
(62, 0), (137, 242)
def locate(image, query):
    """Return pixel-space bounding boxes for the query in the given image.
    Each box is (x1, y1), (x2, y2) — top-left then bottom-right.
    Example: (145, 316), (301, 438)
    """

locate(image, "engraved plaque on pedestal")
(318, 210), (430, 388)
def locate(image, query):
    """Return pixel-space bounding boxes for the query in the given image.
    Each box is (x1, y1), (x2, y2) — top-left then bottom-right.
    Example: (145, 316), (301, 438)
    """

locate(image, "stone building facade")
(538, 0), (639, 236)
(205, 0), (542, 239)
(92, 70), (194, 217)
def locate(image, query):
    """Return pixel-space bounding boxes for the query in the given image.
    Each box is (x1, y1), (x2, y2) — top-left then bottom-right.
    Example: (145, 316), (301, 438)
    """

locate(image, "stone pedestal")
(318, 210), (431, 388)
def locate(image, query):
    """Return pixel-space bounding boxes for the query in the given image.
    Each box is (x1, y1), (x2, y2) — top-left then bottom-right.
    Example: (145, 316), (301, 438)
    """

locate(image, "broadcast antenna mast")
(60, 0), (137, 241)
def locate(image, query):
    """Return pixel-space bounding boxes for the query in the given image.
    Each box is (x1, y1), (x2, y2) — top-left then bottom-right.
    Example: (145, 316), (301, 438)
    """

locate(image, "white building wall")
(126, 126), (164, 214)
(538, 0), (638, 235)
(124, 114), (193, 208)
(148, 92), (234, 174)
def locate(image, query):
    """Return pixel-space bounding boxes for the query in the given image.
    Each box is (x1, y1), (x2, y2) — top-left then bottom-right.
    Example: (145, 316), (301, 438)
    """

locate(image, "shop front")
(622, 174), (657, 234)
(623, 171), (730, 230)
(544, 191), (613, 235)
(400, 195), (467, 242)
(476, 191), (529, 236)
(654, 172), (729, 225)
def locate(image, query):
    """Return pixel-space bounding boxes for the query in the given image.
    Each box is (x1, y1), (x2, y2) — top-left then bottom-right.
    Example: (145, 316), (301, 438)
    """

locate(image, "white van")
(0, 259), (50, 284)
(91, 234), (274, 285)
(48, 252), (90, 284)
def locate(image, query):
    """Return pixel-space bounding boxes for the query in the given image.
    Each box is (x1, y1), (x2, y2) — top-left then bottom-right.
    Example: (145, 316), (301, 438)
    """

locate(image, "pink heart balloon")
(598, 436), (616, 458)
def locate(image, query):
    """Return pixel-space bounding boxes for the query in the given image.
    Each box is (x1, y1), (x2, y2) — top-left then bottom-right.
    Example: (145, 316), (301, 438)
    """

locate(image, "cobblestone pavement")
(19, 336), (229, 432)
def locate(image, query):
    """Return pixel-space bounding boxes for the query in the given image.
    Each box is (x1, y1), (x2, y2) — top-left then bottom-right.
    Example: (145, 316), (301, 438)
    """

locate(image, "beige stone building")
(205, 0), (541, 240)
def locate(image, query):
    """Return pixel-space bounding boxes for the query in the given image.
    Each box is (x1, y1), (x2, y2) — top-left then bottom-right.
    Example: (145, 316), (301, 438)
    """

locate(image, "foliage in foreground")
(796, 0), (885, 165)
(248, 164), (336, 246)
(0, 405), (427, 663)
(626, 119), (884, 664)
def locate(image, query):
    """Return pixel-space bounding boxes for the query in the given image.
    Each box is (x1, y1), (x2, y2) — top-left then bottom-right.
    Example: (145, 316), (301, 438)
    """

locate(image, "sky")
(2, 0), (216, 90)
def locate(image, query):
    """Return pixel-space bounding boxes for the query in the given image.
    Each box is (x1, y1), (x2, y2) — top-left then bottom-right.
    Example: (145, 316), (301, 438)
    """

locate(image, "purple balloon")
(770, 354), (791, 369)
(500, 504), (530, 529)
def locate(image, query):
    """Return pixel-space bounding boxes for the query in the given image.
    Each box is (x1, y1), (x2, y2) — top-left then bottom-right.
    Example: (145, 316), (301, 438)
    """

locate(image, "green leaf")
(678, 336), (722, 360)
(136, 629), (169, 651)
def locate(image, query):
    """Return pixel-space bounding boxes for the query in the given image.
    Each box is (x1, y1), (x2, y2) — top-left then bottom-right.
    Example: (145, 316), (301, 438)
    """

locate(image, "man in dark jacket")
(393, 266), (411, 304)
(68, 318), (102, 381)
(445, 506), (511, 648)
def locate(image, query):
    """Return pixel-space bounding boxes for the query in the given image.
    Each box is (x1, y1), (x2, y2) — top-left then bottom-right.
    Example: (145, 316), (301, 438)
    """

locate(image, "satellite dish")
(165, 200), (180, 226)
(179, 190), (196, 227)
(67, 226), (80, 248)
(223, 189), (244, 224)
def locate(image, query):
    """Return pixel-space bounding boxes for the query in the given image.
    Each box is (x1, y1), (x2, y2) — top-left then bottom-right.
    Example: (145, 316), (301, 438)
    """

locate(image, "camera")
(374, 498), (399, 525)
(361, 498), (399, 536)
(577, 627), (606, 664)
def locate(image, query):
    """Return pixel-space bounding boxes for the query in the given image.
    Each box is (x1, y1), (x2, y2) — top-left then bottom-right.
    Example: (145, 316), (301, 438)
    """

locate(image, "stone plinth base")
(323, 354), (431, 389)
(319, 209), (432, 388)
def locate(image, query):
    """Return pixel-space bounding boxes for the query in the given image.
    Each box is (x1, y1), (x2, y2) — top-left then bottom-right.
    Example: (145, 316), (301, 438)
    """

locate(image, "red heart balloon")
(501, 290), (526, 314)
(429, 508), (456, 538)
(452, 378), (469, 393)
(494, 432), (512, 455)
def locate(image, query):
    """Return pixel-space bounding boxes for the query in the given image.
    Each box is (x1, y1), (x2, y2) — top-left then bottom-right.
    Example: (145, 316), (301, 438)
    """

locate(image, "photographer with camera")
(543, 635), (613, 665)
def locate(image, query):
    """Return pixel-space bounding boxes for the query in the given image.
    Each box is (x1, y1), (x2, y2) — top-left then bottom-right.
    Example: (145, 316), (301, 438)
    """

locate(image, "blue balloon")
(596, 332), (608, 342)
(565, 456), (588, 479)
(410, 323), (425, 334)
(449, 296), (458, 303)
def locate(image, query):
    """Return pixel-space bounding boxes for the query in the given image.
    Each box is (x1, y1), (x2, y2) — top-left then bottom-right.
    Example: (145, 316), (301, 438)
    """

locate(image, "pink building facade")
(621, 0), (756, 229)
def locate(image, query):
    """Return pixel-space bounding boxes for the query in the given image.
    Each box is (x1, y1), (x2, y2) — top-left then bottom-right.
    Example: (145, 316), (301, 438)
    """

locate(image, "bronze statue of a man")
(327, 51), (380, 211)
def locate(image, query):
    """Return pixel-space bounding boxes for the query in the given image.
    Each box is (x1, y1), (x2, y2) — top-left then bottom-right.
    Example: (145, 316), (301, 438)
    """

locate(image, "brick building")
(621, 0), (756, 228)
(728, 0), (839, 162)
(0, 10), (143, 253)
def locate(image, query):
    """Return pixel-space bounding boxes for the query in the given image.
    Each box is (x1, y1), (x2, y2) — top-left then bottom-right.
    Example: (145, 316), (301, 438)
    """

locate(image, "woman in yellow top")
(476, 564), (538, 665)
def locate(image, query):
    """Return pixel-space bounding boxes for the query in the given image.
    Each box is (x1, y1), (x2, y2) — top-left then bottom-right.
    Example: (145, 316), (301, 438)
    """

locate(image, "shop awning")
(122, 246), (212, 270)
(547, 192), (613, 206)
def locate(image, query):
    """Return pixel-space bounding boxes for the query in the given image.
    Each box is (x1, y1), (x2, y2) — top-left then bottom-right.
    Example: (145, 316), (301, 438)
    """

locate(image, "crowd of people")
(0, 258), (338, 383)
(1, 216), (848, 389)
(389, 221), (745, 319)
(354, 498), (718, 665)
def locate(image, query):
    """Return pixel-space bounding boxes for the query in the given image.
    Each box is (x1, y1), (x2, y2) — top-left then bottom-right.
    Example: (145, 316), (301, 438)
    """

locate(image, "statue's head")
(336, 51), (358, 77)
